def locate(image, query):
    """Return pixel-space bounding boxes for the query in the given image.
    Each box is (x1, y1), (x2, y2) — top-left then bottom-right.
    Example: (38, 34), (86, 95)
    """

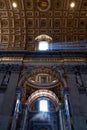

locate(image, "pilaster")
(0, 64), (21, 130)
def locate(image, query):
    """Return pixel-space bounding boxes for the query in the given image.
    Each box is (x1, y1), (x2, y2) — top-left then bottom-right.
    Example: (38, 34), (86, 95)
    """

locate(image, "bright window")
(39, 41), (48, 51)
(39, 99), (48, 112)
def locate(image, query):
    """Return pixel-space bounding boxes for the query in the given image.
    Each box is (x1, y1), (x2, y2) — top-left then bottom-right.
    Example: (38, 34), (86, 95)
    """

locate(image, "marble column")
(11, 88), (22, 130)
(58, 104), (64, 130)
(22, 105), (28, 130)
(63, 89), (72, 130)
(0, 66), (20, 130)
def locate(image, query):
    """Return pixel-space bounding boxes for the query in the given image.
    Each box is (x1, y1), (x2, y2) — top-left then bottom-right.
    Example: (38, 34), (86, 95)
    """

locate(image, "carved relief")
(0, 11), (8, 17)
(27, 35), (34, 42)
(1, 29), (9, 34)
(37, 0), (51, 12)
(1, 35), (9, 43)
(0, 0), (6, 10)
(1, 19), (9, 28)
(81, 0), (87, 10)
(26, 11), (34, 17)
(14, 19), (20, 27)
(25, 0), (33, 10)
(15, 35), (21, 43)
(40, 18), (47, 28)
(54, 0), (63, 10)
(27, 18), (34, 28)
(9, 19), (14, 28)
(67, 19), (74, 27)
(54, 19), (61, 28)
(79, 18), (87, 28)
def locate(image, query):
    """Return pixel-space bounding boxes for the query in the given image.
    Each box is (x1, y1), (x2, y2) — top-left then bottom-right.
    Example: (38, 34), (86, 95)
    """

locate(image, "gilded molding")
(0, 57), (87, 62)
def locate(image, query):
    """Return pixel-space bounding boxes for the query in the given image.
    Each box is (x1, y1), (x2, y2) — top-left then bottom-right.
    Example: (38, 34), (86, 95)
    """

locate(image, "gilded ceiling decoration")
(19, 65), (65, 104)
(0, 0), (87, 50)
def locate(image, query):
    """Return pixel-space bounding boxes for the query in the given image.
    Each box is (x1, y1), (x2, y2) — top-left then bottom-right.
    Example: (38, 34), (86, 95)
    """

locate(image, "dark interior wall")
(0, 62), (87, 130)
(67, 67), (87, 130)
(0, 65), (20, 130)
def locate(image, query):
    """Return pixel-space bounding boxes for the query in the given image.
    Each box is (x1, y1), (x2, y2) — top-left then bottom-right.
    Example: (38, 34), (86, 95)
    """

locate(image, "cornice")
(0, 50), (87, 63)
(0, 50), (87, 57)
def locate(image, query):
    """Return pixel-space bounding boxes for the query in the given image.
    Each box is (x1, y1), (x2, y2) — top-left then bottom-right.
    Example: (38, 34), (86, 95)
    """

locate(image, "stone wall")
(0, 65), (20, 130)
(67, 65), (87, 130)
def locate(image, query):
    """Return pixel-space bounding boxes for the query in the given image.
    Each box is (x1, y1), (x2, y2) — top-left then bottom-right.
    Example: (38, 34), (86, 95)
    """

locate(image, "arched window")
(27, 90), (59, 112)
(39, 41), (48, 51)
(39, 99), (48, 112)
(35, 34), (52, 51)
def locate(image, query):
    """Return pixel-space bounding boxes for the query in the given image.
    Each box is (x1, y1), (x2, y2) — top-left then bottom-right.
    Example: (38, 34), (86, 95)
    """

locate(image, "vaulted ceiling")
(0, 0), (87, 50)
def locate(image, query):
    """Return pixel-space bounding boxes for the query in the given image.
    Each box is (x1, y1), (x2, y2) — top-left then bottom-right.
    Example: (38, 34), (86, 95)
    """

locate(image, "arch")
(52, 66), (68, 89)
(26, 89), (59, 111)
(18, 67), (59, 87)
(18, 66), (67, 89)
(35, 34), (52, 42)
(35, 34), (52, 51)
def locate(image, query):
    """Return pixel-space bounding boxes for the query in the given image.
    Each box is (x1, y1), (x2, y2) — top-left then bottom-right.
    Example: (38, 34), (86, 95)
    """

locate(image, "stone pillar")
(11, 88), (22, 130)
(58, 104), (64, 130)
(22, 105), (28, 130)
(63, 89), (72, 130)
(1, 73), (19, 115)
(0, 65), (21, 130)
(0, 72), (5, 112)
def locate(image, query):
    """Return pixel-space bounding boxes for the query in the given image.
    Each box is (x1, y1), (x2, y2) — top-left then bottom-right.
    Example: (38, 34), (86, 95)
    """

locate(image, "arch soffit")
(26, 89), (59, 108)
(18, 66), (67, 89)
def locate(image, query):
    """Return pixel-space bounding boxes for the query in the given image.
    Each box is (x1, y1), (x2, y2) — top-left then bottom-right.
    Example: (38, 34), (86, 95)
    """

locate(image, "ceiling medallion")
(37, 0), (51, 12)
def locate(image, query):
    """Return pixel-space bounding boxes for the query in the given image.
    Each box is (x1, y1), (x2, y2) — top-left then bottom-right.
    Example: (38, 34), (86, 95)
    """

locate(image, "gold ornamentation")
(37, 0), (51, 12)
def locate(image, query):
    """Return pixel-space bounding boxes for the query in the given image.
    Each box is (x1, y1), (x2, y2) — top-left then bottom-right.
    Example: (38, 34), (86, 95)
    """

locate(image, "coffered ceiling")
(0, 0), (87, 50)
